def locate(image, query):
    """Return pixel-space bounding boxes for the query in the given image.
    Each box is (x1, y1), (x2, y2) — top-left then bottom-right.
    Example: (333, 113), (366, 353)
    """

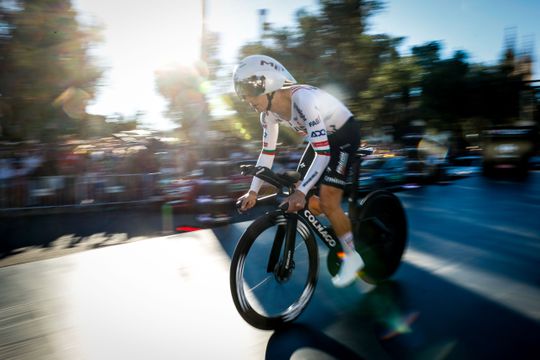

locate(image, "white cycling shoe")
(331, 251), (364, 288)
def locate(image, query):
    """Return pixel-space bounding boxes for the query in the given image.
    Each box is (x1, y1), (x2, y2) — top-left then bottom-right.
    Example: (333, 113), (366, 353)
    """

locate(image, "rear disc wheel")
(354, 190), (407, 284)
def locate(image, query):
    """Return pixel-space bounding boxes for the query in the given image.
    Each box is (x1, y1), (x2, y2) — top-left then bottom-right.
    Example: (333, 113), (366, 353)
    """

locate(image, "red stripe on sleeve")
(312, 140), (329, 147)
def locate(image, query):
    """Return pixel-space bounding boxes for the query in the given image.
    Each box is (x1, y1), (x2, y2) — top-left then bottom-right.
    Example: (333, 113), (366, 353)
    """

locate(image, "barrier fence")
(0, 173), (163, 210)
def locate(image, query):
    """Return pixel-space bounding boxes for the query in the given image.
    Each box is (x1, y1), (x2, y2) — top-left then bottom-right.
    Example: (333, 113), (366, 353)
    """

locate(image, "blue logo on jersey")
(310, 129), (326, 137)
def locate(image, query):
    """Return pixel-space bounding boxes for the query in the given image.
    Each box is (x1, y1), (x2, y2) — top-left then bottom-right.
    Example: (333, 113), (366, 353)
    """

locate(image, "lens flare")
(380, 311), (420, 340)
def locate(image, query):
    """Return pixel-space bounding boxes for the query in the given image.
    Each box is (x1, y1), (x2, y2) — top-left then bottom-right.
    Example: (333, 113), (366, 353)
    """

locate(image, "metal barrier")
(0, 173), (162, 210)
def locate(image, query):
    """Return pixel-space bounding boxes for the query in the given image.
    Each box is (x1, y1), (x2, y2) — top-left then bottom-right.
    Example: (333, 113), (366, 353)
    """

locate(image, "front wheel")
(230, 211), (319, 330)
(354, 190), (407, 284)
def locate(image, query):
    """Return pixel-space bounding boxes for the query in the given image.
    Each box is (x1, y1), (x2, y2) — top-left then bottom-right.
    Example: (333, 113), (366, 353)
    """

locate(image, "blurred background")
(0, 0), (539, 228)
(2, 4), (540, 359)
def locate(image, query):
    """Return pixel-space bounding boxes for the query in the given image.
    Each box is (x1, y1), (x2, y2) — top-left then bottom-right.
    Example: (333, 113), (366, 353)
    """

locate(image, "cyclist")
(234, 54), (363, 287)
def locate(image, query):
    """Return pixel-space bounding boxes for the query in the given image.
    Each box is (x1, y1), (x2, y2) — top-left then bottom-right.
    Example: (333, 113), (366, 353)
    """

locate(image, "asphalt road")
(1, 172), (539, 359)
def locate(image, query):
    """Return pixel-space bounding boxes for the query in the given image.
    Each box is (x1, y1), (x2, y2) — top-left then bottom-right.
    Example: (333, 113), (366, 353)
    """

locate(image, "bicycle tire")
(354, 190), (407, 284)
(230, 211), (319, 330)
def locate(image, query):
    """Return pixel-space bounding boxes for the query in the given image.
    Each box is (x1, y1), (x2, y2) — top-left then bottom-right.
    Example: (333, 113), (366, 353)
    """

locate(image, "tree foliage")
(227, 0), (536, 142)
(0, 0), (104, 141)
(154, 30), (221, 141)
(154, 64), (208, 139)
(230, 0), (392, 143)
(412, 42), (528, 132)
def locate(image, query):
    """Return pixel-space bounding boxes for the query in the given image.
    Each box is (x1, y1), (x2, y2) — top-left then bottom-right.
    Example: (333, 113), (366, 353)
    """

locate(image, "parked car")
(447, 155), (482, 178)
(359, 156), (407, 192)
(400, 146), (449, 183)
(482, 125), (538, 177)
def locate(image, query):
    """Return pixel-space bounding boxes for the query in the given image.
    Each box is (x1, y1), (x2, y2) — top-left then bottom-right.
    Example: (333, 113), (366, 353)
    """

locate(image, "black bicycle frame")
(297, 209), (339, 249)
(268, 153), (365, 274)
(267, 209), (340, 277)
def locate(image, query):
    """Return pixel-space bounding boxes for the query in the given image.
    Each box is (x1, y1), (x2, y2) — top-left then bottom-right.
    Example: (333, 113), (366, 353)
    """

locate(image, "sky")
(73, 0), (540, 131)
(368, 0), (539, 68)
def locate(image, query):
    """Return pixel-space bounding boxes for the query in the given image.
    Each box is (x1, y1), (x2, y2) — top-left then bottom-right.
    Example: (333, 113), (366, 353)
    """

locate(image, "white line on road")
(404, 247), (540, 321)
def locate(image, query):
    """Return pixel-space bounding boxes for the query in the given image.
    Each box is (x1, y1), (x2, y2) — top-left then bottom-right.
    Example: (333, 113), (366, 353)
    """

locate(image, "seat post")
(347, 154), (362, 231)
(348, 154), (361, 203)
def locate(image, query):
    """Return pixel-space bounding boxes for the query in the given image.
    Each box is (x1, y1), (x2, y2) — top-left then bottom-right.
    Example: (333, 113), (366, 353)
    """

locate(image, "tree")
(0, 0), (103, 141)
(155, 65), (208, 139)
(154, 30), (221, 142)
(229, 0), (390, 142)
(358, 54), (422, 136)
(226, 0), (535, 142)
(1, 1), (18, 137)
(412, 41), (527, 131)
(417, 49), (470, 128)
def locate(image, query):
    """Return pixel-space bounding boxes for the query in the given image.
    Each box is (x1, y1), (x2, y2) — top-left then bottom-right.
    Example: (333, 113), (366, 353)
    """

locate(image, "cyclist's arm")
(249, 113), (279, 194)
(295, 97), (330, 195)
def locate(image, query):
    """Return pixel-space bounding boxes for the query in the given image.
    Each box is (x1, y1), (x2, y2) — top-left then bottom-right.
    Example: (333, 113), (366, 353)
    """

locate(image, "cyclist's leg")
(320, 182), (363, 287)
(320, 117), (360, 243)
(320, 118), (362, 287)
(319, 185), (350, 240)
(308, 195), (322, 215)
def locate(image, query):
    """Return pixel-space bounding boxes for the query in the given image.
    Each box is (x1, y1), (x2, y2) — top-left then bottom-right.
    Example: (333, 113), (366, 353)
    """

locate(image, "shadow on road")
(265, 323), (365, 360)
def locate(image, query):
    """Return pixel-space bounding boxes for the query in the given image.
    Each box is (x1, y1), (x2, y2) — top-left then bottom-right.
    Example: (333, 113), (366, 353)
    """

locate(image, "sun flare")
(134, 32), (201, 73)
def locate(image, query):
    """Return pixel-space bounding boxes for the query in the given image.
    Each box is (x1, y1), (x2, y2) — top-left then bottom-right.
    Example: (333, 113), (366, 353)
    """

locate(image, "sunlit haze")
(74, 0), (203, 130)
(74, 0), (319, 131)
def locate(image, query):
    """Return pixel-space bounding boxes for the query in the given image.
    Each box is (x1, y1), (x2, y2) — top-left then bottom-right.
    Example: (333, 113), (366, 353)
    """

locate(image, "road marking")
(453, 185), (481, 191)
(412, 230), (504, 261)
(404, 248), (540, 321)
(449, 215), (540, 243)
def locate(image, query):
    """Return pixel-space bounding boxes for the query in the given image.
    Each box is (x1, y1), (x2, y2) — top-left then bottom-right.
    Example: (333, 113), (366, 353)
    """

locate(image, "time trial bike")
(229, 149), (407, 330)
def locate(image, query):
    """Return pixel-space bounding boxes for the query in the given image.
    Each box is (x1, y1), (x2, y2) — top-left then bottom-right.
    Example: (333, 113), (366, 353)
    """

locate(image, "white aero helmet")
(233, 55), (297, 98)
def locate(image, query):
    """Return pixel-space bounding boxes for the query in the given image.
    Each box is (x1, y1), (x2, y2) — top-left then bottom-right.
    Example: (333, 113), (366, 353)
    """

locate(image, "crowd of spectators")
(0, 132), (265, 209)
(0, 133), (178, 208)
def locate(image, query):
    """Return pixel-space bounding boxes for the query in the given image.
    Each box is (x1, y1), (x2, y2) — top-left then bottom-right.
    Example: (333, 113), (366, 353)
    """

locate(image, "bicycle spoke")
(245, 275), (273, 292)
(240, 226), (311, 317)
(230, 211), (319, 329)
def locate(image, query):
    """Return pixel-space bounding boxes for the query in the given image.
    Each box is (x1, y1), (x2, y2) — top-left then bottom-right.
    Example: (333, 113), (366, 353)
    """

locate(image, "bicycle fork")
(267, 214), (298, 282)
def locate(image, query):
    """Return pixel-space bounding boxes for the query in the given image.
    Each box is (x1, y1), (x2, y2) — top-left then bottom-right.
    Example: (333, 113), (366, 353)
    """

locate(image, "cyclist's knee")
(308, 195), (322, 215)
(320, 200), (341, 215)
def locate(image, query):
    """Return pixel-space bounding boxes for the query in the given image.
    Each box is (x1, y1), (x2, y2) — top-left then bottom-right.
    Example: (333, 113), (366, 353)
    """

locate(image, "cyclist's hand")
(239, 191), (258, 212)
(282, 190), (306, 213)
